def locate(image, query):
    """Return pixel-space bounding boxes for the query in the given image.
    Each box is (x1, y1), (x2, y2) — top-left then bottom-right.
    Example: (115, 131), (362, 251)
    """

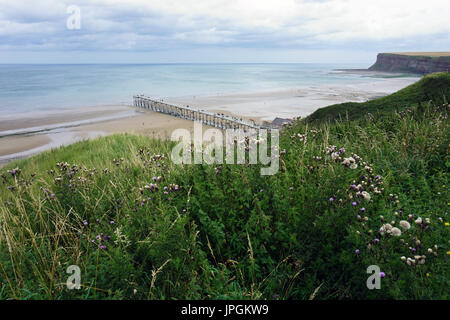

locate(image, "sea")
(0, 63), (415, 116)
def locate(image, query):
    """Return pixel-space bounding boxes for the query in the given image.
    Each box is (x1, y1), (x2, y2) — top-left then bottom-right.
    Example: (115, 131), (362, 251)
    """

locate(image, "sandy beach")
(0, 106), (207, 166)
(0, 75), (420, 167)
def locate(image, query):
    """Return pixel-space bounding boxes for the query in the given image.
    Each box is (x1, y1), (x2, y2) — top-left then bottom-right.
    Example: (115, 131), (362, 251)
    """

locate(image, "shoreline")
(0, 75), (420, 167)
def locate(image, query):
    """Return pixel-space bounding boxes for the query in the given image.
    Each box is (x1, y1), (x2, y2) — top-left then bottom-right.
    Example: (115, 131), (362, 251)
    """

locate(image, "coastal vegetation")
(0, 73), (448, 300)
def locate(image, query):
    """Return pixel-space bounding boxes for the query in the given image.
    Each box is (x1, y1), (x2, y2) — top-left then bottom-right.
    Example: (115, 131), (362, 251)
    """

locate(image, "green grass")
(307, 72), (450, 122)
(0, 76), (449, 300)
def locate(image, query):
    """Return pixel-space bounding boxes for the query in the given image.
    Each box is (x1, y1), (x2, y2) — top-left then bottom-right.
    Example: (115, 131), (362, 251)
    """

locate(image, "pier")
(133, 95), (261, 131)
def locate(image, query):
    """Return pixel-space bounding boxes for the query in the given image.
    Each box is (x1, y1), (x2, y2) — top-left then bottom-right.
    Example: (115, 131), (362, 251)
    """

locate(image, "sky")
(0, 0), (449, 64)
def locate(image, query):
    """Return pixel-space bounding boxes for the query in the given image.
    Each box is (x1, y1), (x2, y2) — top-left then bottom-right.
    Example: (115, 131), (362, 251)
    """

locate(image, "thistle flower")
(361, 191), (371, 201)
(379, 223), (393, 235)
(399, 220), (411, 230)
(331, 152), (339, 161)
(342, 157), (355, 166)
(391, 227), (402, 237)
(380, 272), (386, 278)
(355, 249), (360, 254)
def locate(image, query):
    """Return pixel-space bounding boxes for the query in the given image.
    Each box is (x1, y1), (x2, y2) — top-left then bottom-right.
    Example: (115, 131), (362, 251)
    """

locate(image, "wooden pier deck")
(133, 95), (261, 131)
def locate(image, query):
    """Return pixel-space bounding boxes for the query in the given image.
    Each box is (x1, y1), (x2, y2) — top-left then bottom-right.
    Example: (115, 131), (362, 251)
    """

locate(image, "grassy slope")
(307, 72), (450, 123)
(0, 80), (449, 300)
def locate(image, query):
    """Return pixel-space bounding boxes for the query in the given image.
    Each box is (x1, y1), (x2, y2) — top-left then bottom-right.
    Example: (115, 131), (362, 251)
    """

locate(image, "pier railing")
(133, 95), (261, 131)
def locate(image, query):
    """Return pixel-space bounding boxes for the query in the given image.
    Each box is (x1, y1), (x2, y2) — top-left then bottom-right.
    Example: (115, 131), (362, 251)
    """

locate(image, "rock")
(369, 53), (450, 74)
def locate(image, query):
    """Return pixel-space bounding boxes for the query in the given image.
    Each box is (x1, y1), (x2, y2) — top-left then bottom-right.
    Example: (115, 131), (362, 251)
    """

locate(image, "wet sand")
(166, 76), (420, 121)
(0, 135), (51, 155)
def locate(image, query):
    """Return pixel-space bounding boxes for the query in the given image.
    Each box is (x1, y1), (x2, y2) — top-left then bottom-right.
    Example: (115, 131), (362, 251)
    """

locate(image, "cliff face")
(369, 53), (450, 74)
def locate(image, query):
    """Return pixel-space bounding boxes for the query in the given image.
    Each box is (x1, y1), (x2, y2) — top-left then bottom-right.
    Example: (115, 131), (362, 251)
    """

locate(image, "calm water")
(0, 63), (384, 115)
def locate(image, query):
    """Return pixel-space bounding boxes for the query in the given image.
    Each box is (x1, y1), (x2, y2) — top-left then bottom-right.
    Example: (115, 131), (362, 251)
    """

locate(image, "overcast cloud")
(0, 0), (448, 63)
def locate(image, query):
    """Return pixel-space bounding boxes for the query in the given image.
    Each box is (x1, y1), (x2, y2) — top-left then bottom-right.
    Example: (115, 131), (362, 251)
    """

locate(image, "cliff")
(369, 53), (450, 74)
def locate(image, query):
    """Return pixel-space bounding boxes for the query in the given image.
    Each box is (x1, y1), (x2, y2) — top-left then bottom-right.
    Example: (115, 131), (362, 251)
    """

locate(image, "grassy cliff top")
(307, 72), (450, 122)
(386, 52), (450, 57)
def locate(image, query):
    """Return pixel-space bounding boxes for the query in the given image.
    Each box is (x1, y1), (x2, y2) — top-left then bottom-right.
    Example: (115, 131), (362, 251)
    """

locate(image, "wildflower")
(352, 201), (358, 206)
(399, 220), (411, 230)
(391, 227), (402, 237)
(83, 221), (88, 226)
(110, 220), (115, 225)
(350, 163), (358, 170)
(415, 217), (423, 225)
(361, 191), (371, 201)
(445, 222), (449, 226)
(355, 249), (360, 254)
(361, 207), (365, 212)
(374, 238), (380, 244)
(380, 272), (386, 278)
(331, 152), (339, 161)
(427, 248), (433, 254)
(401, 256), (406, 261)
(329, 197), (334, 203)
(342, 157), (356, 167)
(379, 223), (392, 235)
(426, 273), (430, 277)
